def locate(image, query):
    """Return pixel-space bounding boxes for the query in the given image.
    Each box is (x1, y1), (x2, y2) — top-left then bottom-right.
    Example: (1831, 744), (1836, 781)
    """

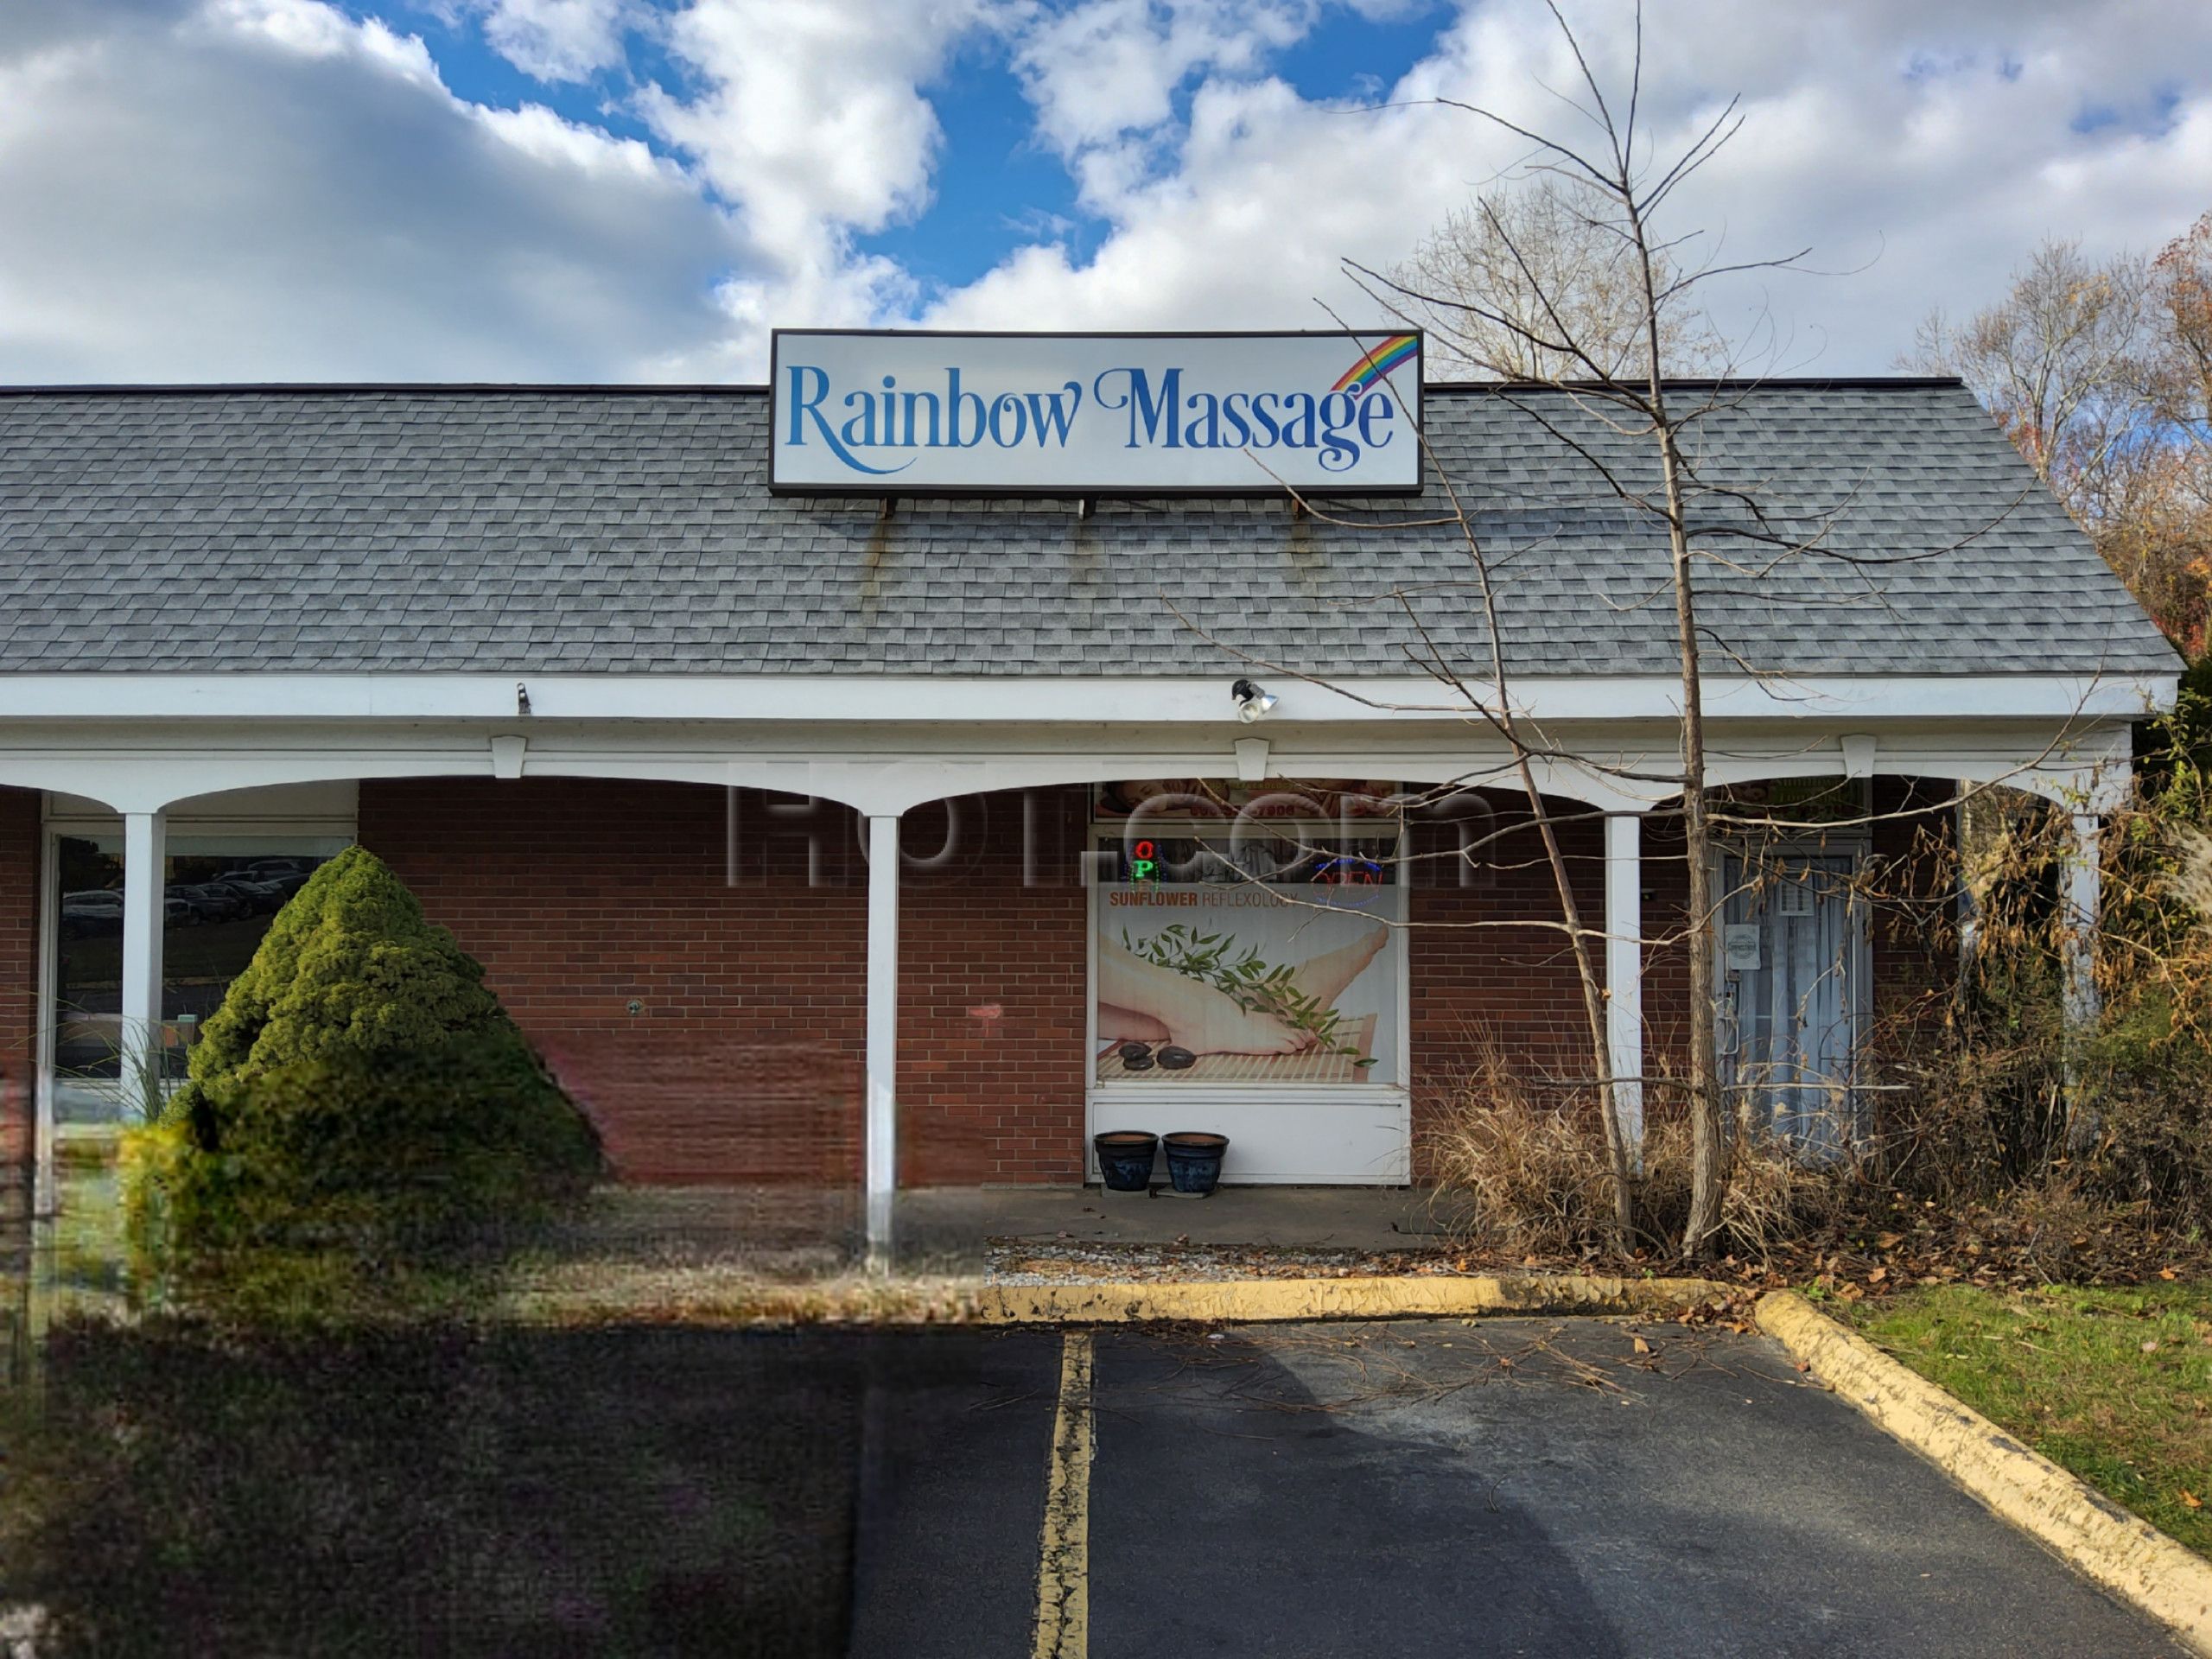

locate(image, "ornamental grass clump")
(125, 845), (601, 1313)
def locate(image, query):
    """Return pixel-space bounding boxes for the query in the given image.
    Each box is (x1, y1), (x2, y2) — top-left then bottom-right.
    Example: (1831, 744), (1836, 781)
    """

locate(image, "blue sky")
(1, 1), (2207, 381)
(855, 29), (1102, 295)
(380, 0), (1460, 300)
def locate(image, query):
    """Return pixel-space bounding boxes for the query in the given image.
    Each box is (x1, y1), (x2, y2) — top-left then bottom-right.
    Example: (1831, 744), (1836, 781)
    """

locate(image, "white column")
(1604, 809), (1644, 1161)
(2063, 811), (2101, 1033)
(864, 813), (901, 1270)
(119, 809), (168, 1121)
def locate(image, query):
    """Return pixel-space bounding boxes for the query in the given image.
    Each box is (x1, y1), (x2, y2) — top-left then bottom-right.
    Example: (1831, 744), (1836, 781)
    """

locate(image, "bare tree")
(1392, 175), (1721, 379)
(2141, 213), (2212, 653)
(1905, 238), (2152, 525)
(2146, 211), (2212, 448)
(1912, 226), (2212, 655)
(1192, 4), (2075, 1262)
(1341, 1), (1819, 1257)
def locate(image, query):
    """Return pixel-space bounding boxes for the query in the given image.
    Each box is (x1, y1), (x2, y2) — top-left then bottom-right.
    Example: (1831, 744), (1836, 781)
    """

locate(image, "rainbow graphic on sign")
(1331, 333), (1420, 397)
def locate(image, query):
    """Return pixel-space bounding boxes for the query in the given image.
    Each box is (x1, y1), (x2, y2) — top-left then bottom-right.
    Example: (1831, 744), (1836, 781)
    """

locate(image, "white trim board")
(0, 727), (2135, 819)
(0, 671), (2176, 724)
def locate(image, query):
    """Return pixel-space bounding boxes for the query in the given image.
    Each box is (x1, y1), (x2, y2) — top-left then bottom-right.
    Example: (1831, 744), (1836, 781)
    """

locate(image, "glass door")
(1717, 850), (1864, 1154)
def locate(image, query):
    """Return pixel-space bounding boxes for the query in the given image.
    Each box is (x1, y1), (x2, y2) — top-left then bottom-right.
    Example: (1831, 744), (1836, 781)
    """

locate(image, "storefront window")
(1093, 808), (1403, 1089)
(52, 836), (343, 1120)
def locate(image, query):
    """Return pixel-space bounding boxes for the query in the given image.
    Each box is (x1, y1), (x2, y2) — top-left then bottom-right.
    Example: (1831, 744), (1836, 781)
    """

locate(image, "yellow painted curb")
(972, 1273), (1733, 1325)
(500, 1268), (1733, 1328)
(1755, 1290), (2212, 1656)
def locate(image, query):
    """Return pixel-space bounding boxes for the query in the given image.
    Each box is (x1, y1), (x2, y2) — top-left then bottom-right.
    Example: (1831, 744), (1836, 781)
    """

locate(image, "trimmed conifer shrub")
(175, 845), (508, 1110)
(127, 846), (601, 1298)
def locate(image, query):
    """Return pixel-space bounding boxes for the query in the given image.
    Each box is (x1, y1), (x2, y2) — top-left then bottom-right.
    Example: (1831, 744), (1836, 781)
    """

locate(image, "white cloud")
(204, 0), (443, 86)
(932, 0), (2212, 372)
(476, 0), (632, 83)
(1012, 0), (1320, 160)
(628, 0), (1013, 354)
(0, 1), (747, 380)
(1, 0), (2207, 381)
(469, 99), (671, 182)
(643, 1), (988, 247)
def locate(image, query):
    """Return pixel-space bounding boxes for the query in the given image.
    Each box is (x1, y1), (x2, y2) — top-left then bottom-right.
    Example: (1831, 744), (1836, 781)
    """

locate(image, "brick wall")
(898, 789), (1090, 1184)
(1867, 775), (1961, 1033)
(358, 774), (1953, 1188)
(1638, 805), (1694, 1122)
(0, 787), (39, 1226)
(363, 778), (864, 1185)
(359, 778), (1092, 1186)
(1406, 792), (1610, 1173)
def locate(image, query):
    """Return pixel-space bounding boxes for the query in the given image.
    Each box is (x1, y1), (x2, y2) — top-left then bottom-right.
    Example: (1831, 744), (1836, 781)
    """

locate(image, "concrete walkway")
(526, 1184), (1466, 1274)
(904, 1183), (1464, 1254)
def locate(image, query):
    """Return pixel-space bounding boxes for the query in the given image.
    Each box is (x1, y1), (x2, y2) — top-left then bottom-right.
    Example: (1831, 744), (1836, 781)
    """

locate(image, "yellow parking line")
(1032, 1331), (1096, 1659)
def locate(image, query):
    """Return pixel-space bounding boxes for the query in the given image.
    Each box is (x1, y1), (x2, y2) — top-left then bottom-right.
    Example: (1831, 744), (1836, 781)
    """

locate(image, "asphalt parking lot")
(849, 1319), (2183, 1659)
(8, 1313), (2182, 1656)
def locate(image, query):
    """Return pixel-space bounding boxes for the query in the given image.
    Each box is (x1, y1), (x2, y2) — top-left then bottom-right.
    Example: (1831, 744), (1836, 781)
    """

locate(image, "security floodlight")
(1231, 678), (1277, 722)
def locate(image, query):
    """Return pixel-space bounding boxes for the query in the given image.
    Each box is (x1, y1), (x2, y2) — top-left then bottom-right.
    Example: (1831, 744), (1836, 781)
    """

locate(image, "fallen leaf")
(2142, 1339), (2161, 1354)
(2161, 1268), (2180, 1281)
(2184, 1491), (2203, 1510)
(1868, 1265), (1890, 1284)
(1632, 1335), (1652, 1356)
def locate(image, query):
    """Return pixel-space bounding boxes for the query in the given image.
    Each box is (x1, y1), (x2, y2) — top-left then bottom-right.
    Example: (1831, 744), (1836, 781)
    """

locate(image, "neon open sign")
(1315, 856), (1384, 886)
(1128, 839), (1159, 883)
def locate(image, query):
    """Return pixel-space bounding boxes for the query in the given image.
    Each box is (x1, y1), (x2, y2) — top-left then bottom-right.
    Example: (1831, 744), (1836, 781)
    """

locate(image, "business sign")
(769, 330), (1423, 496)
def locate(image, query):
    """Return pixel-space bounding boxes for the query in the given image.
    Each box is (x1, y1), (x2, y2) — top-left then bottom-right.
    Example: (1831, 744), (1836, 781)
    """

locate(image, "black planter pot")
(1093, 1131), (1159, 1192)
(1162, 1132), (1230, 1197)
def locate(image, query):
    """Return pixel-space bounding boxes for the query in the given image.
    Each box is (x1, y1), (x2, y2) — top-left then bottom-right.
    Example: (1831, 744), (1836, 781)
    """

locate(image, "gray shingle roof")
(0, 381), (2179, 679)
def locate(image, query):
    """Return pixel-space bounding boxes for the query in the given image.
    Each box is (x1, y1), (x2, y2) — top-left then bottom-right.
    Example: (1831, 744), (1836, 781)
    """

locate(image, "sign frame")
(766, 327), (1426, 500)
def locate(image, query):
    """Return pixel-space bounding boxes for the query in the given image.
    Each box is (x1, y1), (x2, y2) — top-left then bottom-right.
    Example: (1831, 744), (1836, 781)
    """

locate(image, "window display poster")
(1095, 880), (1399, 1087)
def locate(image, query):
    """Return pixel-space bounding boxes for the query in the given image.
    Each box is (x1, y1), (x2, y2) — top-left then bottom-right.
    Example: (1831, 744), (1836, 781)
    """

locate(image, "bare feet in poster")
(1286, 925), (1388, 1011)
(1096, 925), (1389, 1058)
(1163, 993), (1315, 1058)
(1095, 1004), (1170, 1044)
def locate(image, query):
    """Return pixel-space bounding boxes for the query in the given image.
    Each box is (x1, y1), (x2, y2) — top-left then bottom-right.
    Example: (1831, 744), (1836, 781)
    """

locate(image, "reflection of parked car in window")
(60, 889), (124, 938)
(215, 870), (301, 906)
(164, 895), (197, 928)
(168, 884), (248, 924)
(204, 878), (284, 914)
